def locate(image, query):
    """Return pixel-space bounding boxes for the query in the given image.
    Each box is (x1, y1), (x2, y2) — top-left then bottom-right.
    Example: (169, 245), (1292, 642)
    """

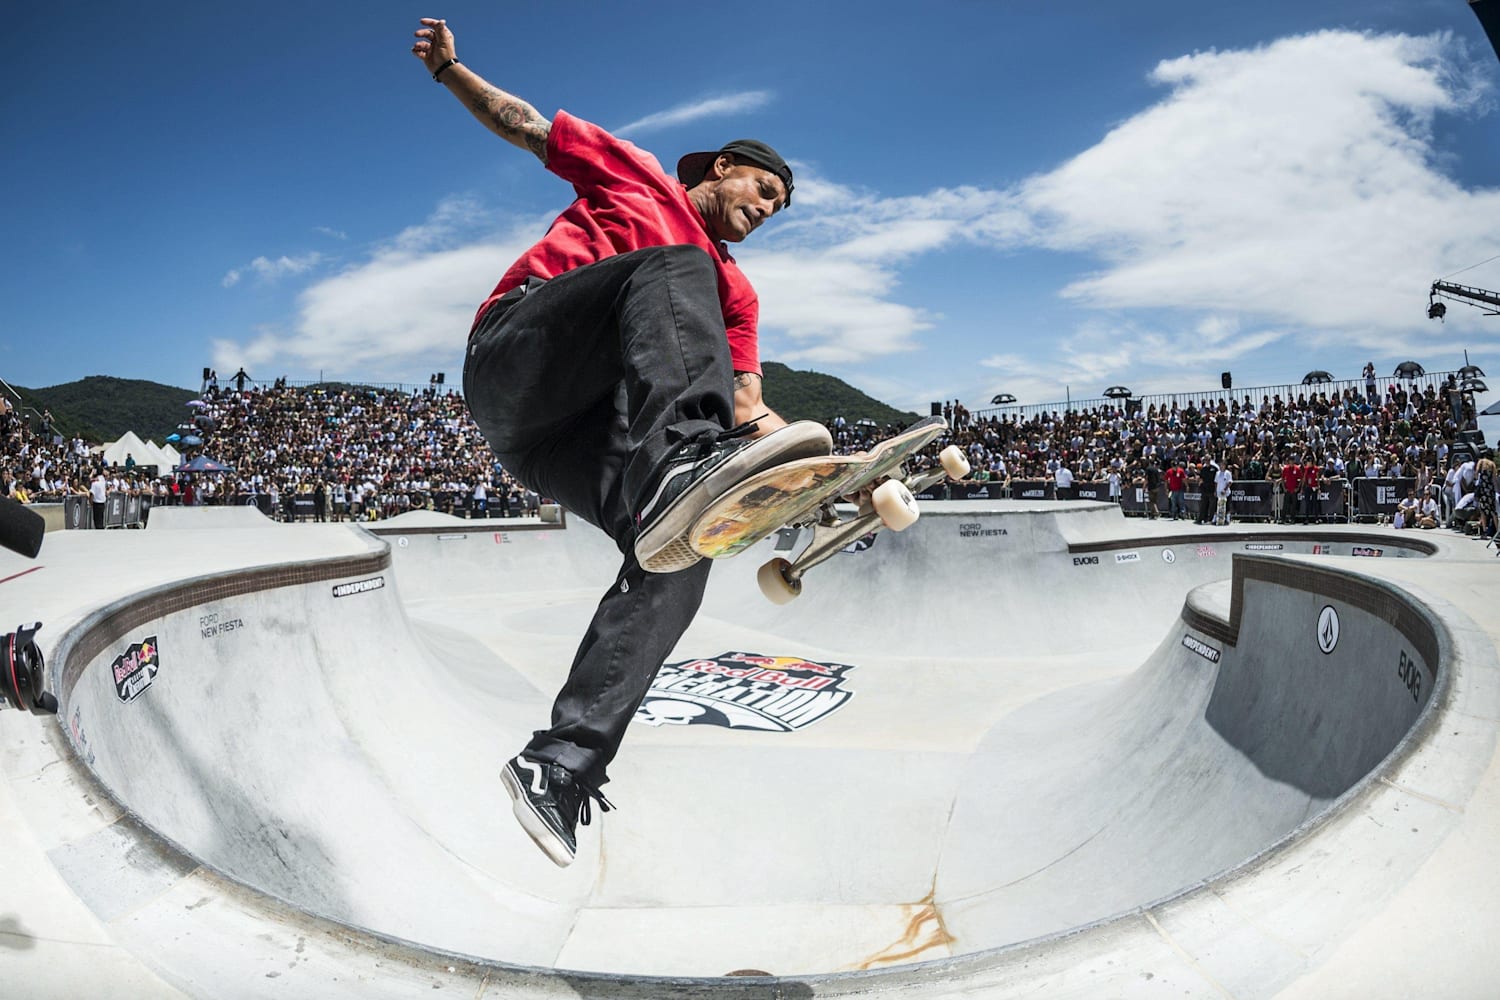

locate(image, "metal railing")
(973, 369), (1472, 423)
(207, 378), (451, 396)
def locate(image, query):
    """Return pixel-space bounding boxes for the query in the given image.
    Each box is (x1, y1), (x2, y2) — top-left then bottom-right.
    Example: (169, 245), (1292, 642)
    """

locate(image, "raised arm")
(411, 18), (551, 163)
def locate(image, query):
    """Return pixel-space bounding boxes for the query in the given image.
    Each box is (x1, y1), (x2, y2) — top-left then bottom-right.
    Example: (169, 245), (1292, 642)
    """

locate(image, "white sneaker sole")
(500, 764), (575, 868)
(635, 421), (834, 573)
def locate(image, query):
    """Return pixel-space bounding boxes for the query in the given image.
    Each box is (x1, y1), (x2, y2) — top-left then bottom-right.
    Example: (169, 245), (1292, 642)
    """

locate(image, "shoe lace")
(573, 778), (615, 828)
(682, 418), (761, 460)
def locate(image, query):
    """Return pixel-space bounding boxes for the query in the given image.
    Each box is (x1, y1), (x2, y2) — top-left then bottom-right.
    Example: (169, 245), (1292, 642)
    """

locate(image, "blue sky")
(5, 0), (1499, 425)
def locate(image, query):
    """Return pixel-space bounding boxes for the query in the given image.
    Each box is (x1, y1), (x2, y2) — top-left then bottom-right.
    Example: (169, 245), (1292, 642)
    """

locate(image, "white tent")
(151, 440), (182, 471)
(102, 431), (173, 471)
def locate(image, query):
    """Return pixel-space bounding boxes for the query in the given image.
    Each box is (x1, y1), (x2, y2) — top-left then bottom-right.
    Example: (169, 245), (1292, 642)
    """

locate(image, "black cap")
(677, 139), (793, 207)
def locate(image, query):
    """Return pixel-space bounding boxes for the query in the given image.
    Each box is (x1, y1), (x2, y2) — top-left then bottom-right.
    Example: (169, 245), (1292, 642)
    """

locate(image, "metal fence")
(211, 378), (448, 396)
(973, 369), (1470, 423)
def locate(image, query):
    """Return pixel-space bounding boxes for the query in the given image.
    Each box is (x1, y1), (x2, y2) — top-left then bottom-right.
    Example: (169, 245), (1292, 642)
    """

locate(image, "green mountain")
(760, 361), (922, 427)
(8, 363), (921, 445)
(9, 376), (198, 443)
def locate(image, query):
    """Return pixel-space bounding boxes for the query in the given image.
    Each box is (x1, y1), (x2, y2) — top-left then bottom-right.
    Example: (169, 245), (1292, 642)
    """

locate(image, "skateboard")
(687, 416), (970, 602)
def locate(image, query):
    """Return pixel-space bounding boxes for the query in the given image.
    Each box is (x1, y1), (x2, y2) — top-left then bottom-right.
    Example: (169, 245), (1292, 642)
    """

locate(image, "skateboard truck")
(757, 448), (969, 604)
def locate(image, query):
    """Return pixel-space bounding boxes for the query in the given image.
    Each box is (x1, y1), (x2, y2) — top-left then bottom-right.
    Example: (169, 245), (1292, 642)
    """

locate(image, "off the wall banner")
(1354, 478), (1417, 521)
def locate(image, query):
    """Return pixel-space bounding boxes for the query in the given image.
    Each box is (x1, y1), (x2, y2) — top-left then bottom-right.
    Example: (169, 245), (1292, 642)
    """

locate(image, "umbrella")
(175, 455), (232, 473)
(165, 433), (181, 443)
(1483, 399), (1500, 417)
(1301, 370), (1334, 385)
(1103, 386), (1133, 399)
(185, 400), (209, 408)
(180, 434), (203, 448)
(990, 393), (1018, 405)
(1462, 378), (1490, 394)
(1393, 361), (1425, 378)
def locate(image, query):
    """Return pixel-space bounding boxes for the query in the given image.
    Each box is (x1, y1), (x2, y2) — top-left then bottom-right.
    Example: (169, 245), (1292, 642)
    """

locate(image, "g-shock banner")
(634, 652), (856, 732)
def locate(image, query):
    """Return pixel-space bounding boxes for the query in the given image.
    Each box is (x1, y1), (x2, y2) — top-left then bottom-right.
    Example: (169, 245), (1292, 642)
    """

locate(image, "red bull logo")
(112, 636), (160, 704)
(636, 652), (856, 732)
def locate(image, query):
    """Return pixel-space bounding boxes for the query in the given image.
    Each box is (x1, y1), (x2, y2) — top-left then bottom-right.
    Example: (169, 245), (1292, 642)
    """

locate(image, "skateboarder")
(412, 18), (830, 867)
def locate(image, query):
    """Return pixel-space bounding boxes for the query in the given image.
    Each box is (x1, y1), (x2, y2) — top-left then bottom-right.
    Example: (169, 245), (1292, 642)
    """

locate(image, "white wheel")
(872, 479), (919, 531)
(940, 445), (970, 479)
(757, 558), (802, 604)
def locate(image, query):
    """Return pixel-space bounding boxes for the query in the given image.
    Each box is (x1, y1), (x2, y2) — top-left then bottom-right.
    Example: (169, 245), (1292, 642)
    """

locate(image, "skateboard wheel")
(872, 480), (919, 531)
(757, 557), (802, 604)
(940, 445), (970, 479)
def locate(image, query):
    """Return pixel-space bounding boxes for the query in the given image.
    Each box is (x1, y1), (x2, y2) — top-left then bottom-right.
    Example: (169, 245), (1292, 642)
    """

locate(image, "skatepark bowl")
(3, 500), (1500, 998)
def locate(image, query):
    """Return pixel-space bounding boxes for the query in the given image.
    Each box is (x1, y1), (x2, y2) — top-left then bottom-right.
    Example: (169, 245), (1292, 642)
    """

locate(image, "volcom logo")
(634, 652), (855, 732)
(1317, 605), (1340, 655)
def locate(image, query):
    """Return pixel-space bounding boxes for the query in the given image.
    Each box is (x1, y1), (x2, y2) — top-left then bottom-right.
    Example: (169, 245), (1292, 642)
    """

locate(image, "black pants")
(463, 245), (734, 785)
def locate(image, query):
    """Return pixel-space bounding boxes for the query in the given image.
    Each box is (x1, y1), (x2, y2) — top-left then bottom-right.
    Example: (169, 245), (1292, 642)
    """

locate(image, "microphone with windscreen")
(0, 495), (45, 559)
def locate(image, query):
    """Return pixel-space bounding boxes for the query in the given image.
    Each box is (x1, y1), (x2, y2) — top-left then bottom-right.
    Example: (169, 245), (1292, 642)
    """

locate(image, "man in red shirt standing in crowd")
(1280, 459), (1302, 525)
(1164, 462), (1187, 520)
(413, 19), (831, 866)
(1300, 456), (1321, 524)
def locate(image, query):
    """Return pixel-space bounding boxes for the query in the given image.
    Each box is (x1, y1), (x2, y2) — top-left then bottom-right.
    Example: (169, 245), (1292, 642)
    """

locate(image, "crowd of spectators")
(1, 395), (135, 504)
(177, 381), (537, 521)
(832, 373), (1494, 530)
(1, 381), (537, 523)
(3, 368), (1494, 534)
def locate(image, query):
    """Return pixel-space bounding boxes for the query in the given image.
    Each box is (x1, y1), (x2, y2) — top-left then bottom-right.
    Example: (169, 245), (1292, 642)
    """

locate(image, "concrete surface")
(0, 502), (1496, 997)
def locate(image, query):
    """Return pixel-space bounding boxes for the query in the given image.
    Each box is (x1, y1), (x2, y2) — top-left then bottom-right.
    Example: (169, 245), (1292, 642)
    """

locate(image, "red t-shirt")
(1165, 466), (1186, 491)
(474, 111), (761, 375)
(1301, 464), (1319, 490)
(1281, 464), (1302, 491)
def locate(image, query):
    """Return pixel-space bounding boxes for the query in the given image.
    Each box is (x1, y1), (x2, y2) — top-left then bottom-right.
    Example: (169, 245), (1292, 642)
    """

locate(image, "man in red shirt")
(1280, 460), (1302, 525)
(1164, 463), (1187, 519)
(1299, 457), (1321, 524)
(414, 19), (832, 866)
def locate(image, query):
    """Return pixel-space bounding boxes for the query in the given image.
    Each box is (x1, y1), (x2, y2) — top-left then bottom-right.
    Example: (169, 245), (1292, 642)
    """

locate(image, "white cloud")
(615, 91), (773, 136)
(212, 241), (528, 381)
(222, 252), (326, 289)
(216, 29), (1499, 404)
(761, 28), (1500, 408)
(1014, 30), (1499, 334)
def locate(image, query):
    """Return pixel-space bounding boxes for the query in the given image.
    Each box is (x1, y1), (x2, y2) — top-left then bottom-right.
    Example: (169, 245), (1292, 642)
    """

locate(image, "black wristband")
(432, 58), (459, 82)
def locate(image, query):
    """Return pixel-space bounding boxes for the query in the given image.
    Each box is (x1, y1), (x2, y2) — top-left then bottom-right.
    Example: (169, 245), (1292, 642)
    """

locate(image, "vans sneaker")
(633, 419), (833, 573)
(500, 755), (612, 868)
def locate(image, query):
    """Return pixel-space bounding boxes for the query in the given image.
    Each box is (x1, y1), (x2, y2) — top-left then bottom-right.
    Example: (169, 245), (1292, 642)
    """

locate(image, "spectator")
(1214, 461), (1233, 526)
(1476, 458), (1497, 540)
(89, 471), (107, 528)
(1164, 462), (1187, 520)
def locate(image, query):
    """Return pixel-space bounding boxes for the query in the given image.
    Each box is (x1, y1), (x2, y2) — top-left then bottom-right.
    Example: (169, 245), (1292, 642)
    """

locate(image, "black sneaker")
(634, 419), (834, 573)
(500, 755), (612, 868)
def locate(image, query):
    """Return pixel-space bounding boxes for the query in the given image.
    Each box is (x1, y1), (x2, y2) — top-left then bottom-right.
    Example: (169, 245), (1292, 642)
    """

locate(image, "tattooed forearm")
(733, 372), (759, 390)
(468, 85), (551, 162)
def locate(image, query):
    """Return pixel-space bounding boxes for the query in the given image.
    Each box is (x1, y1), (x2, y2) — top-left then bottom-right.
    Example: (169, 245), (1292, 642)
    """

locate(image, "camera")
(2, 622), (58, 715)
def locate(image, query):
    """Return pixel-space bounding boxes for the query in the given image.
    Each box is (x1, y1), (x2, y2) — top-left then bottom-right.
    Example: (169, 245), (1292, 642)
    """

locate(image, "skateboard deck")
(689, 416), (950, 560)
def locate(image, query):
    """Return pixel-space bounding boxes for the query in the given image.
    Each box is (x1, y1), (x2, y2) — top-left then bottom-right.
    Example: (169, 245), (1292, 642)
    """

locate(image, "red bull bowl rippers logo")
(634, 652), (856, 732)
(112, 636), (160, 703)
